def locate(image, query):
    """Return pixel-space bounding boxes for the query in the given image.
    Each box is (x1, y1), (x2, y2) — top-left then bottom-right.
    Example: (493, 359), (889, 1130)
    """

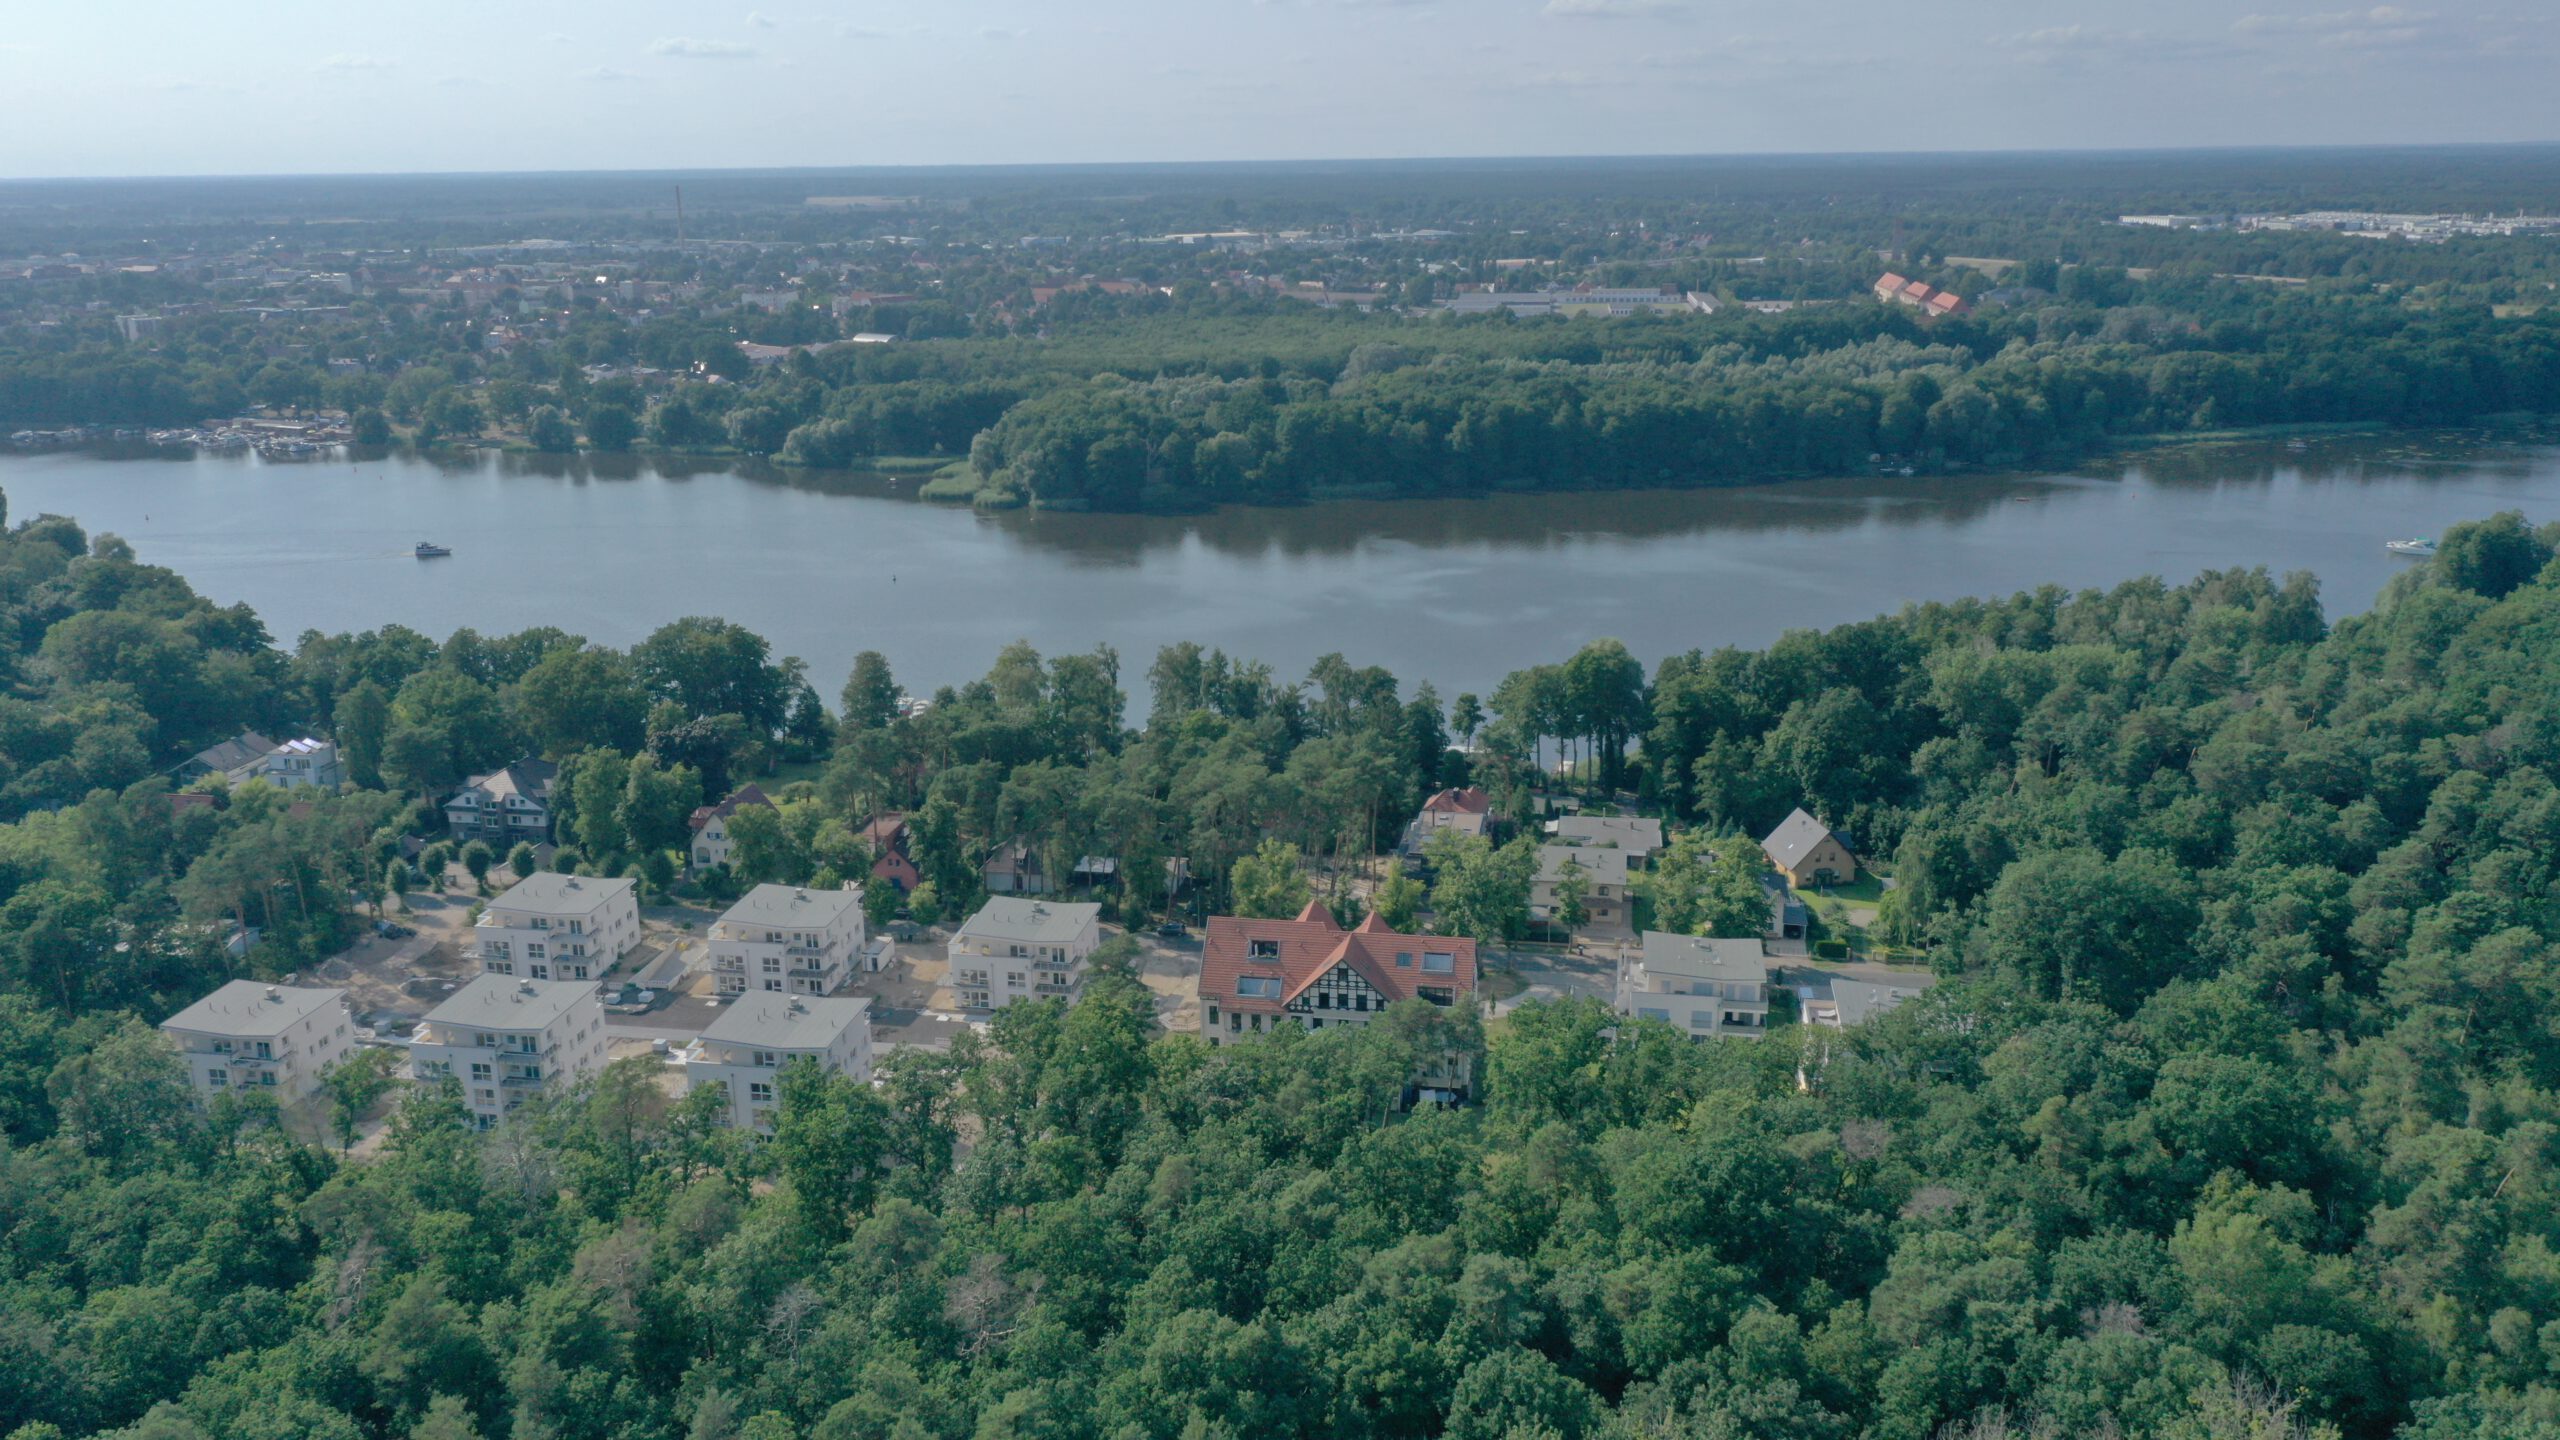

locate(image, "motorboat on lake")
(414, 542), (452, 559)
(2385, 537), (2437, 557)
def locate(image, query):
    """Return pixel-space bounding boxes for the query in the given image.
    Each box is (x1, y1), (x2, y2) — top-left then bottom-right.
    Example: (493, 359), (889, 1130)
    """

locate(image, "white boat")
(414, 542), (452, 559)
(2385, 537), (2436, 557)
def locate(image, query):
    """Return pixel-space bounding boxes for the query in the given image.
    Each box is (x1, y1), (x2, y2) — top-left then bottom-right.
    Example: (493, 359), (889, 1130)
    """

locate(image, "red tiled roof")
(687, 783), (774, 832)
(1421, 786), (1492, 816)
(1200, 909), (1479, 1017)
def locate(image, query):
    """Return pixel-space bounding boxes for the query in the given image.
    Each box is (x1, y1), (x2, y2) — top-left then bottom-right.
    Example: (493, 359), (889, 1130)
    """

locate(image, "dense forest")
(7, 479), (2560, 1438)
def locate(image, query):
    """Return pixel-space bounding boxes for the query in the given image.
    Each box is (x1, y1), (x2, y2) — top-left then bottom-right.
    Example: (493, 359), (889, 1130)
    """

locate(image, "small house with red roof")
(688, 784), (775, 871)
(857, 812), (922, 892)
(1873, 271), (1969, 318)
(1399, 785), (1498, 859)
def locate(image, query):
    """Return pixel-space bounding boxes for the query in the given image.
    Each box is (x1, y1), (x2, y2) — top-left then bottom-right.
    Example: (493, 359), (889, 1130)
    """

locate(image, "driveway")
(1488, 944), (1619, 1015)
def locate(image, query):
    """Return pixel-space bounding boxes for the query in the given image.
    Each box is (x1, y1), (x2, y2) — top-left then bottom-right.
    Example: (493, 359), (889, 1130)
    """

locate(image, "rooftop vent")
(264, 986), (281, 1001)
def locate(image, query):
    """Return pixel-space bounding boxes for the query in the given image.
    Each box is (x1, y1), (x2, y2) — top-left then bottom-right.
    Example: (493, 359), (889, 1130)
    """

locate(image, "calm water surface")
(2, 433), (2553, 701)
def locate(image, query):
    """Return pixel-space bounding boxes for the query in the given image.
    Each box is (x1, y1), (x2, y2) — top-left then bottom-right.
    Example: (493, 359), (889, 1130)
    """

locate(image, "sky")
(2, 0), (2556, 178)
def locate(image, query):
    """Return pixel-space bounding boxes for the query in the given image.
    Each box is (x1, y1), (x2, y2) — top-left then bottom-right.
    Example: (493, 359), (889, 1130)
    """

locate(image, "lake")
(3, 431), (2554, 705)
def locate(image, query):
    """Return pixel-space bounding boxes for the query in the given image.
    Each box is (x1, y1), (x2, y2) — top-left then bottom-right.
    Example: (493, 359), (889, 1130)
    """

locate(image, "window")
(1422, 952), (1455, 974)
(207, 1070), (228, 1087)
(1395, 951), (1412, 968)
(526, 943), (546, 960)
(1236, 976), (1281, 998)
(748, 1082), (773, 1102)
(753, 1050), (778, 1067)
(1419, 986), (1455, 1007)
(1248, 938), (1280, 960)
(568, 965), (589, 981)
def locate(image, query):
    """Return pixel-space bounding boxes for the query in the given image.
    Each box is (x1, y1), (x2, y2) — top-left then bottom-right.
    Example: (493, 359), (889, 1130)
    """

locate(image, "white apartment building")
(948, 897), (1102, 1009)
(707, 883), (867, 997)
(159, 980), (354, 1105)
(473, 873), (641, 981)
(409, 974), (608, 1128)
(1621, 932), (1773, 1039)
(682, 993), (873, 1133)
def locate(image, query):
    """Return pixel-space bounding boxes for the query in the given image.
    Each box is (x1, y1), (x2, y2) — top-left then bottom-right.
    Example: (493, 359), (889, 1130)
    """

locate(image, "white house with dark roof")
(707, 883), (868, 997)
(682, 993), (874, 1133)
(409, 974), (607, 1128)
(948, 897), (1101, 1009)
(1761, 808), (1857, 887)
(1621, 933), (1773, 1039)
(159, 980), (354, 1104)
(173, 731), (342, 790)
(473, 873), (641, 981)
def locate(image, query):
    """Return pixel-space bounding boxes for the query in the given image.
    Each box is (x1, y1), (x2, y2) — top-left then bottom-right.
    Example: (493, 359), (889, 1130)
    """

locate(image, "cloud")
(1545, 0), (1686, 16)
(650, 37), (757, 58)
(578, 66), (643, 82)
(978, 25), (1028, 40)
(1992, 25), (2214, 64)
(747, 10), (778, 27)
(316, 54), (395, 72)
(2234, 6), (2430, 34)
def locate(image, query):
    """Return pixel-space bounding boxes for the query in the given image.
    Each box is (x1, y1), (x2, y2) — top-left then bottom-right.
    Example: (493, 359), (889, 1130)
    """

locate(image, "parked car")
(1157, 921), (1189, 938)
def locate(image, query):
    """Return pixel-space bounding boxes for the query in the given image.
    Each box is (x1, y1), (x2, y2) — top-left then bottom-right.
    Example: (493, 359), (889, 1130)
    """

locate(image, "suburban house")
(173, 731), (344, 789)
(1199, 903), (1476, 1039)
(472, 872), (642, 981)
(857, 812), (923, 891)
(1621, 933), (1773, 1039)
(982, 838), (1051, 896)
(159, 980), (354, 1106)
(1873, 271), (1969, 318)
(408, 974), (609, 1128)
(1799, 974), (1931, 1028)
(682, 993), (874, 1133)
(1533, 843), (1631, 932)
(1400, 786), (1496, 858)
(948, 897), (1102, 1009)
(707, 883), (868, 998)
(688, 784), (776, 870)
(445, 759), (560, 848)
(1550, 814), (1666, 865)
(257, 737), (345, 789)
(174, 730), (276, 784)
(1761, 808), (1857, 887)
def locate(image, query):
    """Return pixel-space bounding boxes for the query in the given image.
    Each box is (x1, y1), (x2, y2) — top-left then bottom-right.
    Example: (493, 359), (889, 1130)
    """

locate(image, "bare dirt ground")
(1134, 930), (1202, 1033)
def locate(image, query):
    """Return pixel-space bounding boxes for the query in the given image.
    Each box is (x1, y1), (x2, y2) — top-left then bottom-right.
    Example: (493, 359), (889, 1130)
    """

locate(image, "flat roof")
(720, 882), (863, 930)
(161, 980), (343, 1037)
(701, 993), (871, 1051)
(1640, 932), (1770, 984)
(954, 896), (1101, 946)
(424, 973), (596, 1032)
(486, 872), (635, 917)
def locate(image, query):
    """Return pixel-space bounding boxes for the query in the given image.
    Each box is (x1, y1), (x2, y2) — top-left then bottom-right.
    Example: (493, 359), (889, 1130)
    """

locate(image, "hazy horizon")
(6, 0), (2557, 181)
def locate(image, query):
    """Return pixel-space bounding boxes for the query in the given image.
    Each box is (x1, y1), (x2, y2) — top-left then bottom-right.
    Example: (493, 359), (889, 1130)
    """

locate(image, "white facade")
(708, 883), (868, 997)
(257, 737), (344, 789)
(409, 974), (608, 1128)
(1621, 933), (1773, 1039)
(682, 993), (873, 1133)
(948, 897), (1102, 1009)
(474, 873), (641, 981)
(159, 981), (354, 1105)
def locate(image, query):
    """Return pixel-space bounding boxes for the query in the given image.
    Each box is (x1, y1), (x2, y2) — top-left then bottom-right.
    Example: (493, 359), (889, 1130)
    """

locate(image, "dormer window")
(1423, 953), (1455, 974)
(1248, 939), (1280, 960)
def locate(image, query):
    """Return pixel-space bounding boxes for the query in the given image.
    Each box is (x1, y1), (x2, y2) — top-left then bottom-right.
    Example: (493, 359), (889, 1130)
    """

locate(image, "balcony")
(711, 954), (745, 973)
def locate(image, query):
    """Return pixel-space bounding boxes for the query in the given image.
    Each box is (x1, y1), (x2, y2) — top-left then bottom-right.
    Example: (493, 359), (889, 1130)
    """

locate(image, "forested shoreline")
(7, 486), (2560, 1438)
